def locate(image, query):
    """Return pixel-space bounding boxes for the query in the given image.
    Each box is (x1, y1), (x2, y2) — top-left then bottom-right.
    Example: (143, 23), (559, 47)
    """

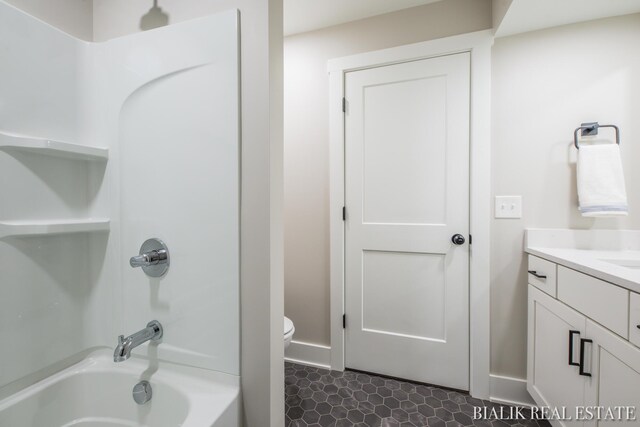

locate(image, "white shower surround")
(0, 0), (240, 417)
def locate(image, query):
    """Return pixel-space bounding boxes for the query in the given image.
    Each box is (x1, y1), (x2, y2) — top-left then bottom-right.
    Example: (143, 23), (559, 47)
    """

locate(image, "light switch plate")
(495, 195), (522, 219)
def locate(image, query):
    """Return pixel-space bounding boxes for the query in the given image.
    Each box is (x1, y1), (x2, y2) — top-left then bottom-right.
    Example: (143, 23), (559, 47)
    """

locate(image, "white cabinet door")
(528, 285), (587, 427)
(584, 319), (640, 427)
(344, 53), (470, 389)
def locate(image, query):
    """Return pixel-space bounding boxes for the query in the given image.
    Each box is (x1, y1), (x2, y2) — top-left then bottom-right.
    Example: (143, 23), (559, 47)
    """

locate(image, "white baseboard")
(284, 343), (533, 408)
(489, 374), (535, 407)
(285, 340), (331, 370)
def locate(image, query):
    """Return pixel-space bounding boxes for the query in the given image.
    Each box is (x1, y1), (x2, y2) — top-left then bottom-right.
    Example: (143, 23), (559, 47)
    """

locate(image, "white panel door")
(344, 53), (470, 389)
(584, 319), (640, 427)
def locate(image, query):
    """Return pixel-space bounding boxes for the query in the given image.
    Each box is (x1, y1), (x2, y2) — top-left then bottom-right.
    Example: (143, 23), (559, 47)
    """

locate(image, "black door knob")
(451, 234), (466, 245)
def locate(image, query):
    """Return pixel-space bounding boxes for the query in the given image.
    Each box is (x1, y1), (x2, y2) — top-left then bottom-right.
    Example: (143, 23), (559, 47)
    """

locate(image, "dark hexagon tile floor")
(285, 362), (551, 427)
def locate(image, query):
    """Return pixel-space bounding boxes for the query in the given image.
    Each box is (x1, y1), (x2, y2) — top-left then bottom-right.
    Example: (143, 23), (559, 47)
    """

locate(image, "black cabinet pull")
(636, 325), (640, 330)
(568, 330), (580, 366)
(528, 270), (547, 279)
(579, 338), (593, 377)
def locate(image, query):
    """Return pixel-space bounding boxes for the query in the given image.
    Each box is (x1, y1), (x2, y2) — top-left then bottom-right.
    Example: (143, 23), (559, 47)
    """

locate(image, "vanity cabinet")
(583, 319), (640, 427)
(528, 255), (557, 296)
(629, 293), (640, 348)
(528, 286), (587, 427)
(527, 256), (640, 427)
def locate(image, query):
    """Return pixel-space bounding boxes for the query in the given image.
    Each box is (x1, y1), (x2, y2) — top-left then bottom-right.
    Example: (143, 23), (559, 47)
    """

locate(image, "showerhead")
(140, 0), (169, 32)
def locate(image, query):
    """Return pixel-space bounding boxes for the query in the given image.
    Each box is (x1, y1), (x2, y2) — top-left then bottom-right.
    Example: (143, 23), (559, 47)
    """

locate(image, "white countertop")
(525, 229), (640, 293)
(526, 246), (640, 294)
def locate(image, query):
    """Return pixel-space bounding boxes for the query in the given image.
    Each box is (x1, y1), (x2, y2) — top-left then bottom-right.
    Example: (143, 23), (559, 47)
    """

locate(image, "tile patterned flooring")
(285, 362), (551, 427)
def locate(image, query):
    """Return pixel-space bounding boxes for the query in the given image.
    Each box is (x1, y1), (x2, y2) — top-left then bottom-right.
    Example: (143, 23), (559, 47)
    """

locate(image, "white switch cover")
(495, 196), (522, 219)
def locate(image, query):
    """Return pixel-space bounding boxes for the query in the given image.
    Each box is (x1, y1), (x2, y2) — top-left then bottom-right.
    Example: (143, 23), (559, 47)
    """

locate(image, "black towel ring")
(574, 122), (620, 149)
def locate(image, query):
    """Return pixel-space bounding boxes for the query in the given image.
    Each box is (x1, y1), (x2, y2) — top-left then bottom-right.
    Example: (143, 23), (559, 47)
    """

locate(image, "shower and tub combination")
(0, 2), (241, 426)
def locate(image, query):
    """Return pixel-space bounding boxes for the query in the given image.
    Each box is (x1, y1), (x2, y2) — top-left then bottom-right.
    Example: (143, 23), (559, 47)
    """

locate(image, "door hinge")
(342, 97), (346, 113)
(342, 206), (346, 221)
(469, 234), (473, 245)
(343, 314), (346, 329)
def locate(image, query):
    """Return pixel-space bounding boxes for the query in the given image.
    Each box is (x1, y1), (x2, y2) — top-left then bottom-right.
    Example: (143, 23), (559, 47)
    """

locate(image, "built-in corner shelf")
(0, 131), (108, 161)
(0, 218), (110, 239)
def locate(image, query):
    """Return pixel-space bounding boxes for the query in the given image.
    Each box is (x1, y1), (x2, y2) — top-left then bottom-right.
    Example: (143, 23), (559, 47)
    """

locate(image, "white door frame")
(328, 30), (493, 399)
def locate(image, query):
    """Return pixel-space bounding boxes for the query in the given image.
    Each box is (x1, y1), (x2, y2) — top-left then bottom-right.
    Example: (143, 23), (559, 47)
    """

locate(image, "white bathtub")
(0, 350), (239, 427)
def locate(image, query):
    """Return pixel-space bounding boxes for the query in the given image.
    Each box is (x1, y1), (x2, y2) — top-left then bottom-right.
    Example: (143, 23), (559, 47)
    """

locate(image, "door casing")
(328, 30), (493, 399)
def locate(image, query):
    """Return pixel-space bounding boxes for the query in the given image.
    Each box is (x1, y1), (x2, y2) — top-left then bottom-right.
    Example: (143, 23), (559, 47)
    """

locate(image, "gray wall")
(3, 0), (93, 40)
(9, 0), (640, 400)
(492, 0), (512, 29)
(284, 0), (493, 347)
(491, 13), (640, 378)
(284, 6), (640, 381)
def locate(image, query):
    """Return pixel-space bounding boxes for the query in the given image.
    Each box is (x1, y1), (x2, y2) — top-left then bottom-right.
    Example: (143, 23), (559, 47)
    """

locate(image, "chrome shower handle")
(130, 254), (149, 268)
(130, 249), (167, 268)
(130, 238), (170, 277)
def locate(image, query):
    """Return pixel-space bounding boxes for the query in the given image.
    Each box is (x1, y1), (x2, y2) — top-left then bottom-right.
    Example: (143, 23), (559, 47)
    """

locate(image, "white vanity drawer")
(557, 266), (629, 338)
(527, 255), (557, 296)
(630, 293), (640, 348)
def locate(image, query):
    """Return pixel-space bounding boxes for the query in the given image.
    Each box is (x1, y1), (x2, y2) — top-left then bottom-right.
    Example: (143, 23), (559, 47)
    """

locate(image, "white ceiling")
(284, 0), (443, 36)
(495, 0), (640, 37)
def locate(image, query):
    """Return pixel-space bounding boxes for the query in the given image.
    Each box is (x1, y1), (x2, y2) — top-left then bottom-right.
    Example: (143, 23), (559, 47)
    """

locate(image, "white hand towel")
(577, 144), (628, 216)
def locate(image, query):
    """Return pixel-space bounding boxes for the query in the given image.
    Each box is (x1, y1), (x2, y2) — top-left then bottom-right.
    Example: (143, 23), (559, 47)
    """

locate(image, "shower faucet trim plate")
(130, 238), (169, 277)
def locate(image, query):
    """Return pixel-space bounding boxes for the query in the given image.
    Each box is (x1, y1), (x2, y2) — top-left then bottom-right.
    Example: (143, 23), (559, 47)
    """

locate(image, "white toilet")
(284, 316), (295, 349)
